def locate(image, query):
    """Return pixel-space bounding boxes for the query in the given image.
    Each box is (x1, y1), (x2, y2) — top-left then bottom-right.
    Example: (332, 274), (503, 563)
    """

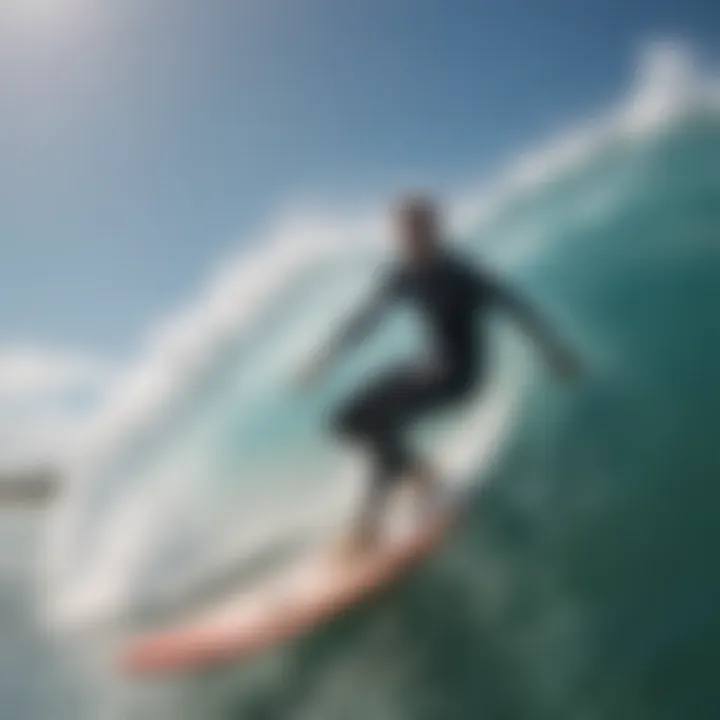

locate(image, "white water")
(46, 41), (720, 627)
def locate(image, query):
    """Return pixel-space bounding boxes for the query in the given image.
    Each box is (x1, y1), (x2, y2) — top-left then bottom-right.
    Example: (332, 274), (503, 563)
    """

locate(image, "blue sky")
(0, 0), (718, 357)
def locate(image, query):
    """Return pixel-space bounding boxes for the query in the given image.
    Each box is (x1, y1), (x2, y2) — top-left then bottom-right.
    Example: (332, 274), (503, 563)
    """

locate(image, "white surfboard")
(121, 488), (466, 676)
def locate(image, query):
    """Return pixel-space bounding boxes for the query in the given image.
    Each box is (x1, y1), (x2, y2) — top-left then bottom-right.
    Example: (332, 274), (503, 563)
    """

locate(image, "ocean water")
(4, 53), (720, 720)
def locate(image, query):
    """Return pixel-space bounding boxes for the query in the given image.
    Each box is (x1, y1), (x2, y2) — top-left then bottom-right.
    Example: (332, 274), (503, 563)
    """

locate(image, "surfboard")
(121, 489), (464, 676)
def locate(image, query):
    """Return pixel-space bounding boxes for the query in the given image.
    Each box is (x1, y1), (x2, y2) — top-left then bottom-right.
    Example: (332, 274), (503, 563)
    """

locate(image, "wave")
(47, 40), (720, 627)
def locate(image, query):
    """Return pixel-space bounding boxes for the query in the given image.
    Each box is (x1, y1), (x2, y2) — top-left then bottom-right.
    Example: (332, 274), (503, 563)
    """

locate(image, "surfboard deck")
(121, 490), (464, 676)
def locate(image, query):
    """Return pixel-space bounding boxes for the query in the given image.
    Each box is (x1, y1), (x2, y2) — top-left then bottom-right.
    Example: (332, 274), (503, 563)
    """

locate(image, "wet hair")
(395, 193), (440, 226)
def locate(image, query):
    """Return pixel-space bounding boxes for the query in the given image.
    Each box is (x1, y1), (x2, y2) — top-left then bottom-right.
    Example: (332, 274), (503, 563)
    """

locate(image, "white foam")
(45, 40), (720, 626)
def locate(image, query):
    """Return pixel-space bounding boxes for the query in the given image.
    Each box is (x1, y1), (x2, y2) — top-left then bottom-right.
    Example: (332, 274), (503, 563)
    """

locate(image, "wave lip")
(47, 40), (720, 628)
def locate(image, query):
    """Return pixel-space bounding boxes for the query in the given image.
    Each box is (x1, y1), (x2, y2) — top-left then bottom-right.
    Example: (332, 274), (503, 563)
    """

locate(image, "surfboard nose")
(120, 504), (456, 677)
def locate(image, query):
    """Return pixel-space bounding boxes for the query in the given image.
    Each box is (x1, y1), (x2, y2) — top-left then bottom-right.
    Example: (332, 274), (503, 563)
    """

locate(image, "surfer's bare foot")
(404, 464), (443, 517)
(332, 519), (380, 560)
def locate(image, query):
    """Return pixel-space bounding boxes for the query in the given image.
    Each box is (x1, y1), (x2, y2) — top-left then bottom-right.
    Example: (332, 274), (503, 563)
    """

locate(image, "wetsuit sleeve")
(322, 271), (401, 362)
(486, 273), (566, 356)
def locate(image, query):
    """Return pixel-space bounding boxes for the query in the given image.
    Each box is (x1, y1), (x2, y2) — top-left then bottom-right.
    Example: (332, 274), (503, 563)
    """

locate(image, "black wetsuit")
(331, 251), (528, 492)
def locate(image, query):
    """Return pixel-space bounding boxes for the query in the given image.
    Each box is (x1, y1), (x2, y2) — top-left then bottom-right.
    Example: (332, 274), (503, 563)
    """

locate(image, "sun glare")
(3, 0), (88, 30)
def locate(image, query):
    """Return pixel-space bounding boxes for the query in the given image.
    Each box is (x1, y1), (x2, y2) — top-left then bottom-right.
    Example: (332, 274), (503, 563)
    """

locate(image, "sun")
(3, 0), (88, 30)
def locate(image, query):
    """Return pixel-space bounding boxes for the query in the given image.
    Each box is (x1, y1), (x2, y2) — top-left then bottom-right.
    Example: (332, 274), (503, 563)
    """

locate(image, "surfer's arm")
(489, 278), (582, 378)
(296, 276), (397, 385)
(327, 291), (390, 355)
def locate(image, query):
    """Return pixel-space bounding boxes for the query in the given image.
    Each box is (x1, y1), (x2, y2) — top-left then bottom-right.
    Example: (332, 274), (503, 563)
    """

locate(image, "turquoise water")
(4, 110), (720, 718)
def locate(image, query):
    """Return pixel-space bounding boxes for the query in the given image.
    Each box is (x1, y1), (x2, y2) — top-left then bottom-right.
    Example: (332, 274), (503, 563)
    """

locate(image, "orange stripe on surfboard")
(121, 506), (458, 676)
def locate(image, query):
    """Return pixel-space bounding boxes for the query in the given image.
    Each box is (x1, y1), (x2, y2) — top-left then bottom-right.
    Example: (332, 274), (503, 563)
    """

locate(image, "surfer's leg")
(332, 366), (469, 544)
(379, 371), (473, 510)
(347, 465), (394, 550)
(331, 367), (416, 547)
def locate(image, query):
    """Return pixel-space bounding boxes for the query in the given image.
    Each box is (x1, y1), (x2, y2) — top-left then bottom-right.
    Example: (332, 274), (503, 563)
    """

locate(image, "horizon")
(0, 0), (719, 472)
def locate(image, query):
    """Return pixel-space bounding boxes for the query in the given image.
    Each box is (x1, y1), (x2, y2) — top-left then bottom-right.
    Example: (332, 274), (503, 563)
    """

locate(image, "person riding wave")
(298, 194), (582, 552)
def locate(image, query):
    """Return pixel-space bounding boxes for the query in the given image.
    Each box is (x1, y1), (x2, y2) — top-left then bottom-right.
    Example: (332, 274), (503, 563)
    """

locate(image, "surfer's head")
(395, 193), (442, 266)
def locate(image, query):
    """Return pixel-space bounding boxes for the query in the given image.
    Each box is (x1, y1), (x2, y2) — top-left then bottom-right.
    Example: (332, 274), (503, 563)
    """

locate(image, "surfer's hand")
(294, 354), (327, 389)
(550, 346), (584, 381)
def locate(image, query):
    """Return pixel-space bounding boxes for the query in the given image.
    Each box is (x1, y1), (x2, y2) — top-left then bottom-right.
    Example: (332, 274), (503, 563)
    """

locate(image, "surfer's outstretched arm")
(491, 279), (582, 378)
(297, 276), (397, 385)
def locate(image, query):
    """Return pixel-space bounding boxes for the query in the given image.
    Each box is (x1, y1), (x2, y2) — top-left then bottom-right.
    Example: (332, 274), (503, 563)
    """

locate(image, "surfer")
(298, 194), (581, 549)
